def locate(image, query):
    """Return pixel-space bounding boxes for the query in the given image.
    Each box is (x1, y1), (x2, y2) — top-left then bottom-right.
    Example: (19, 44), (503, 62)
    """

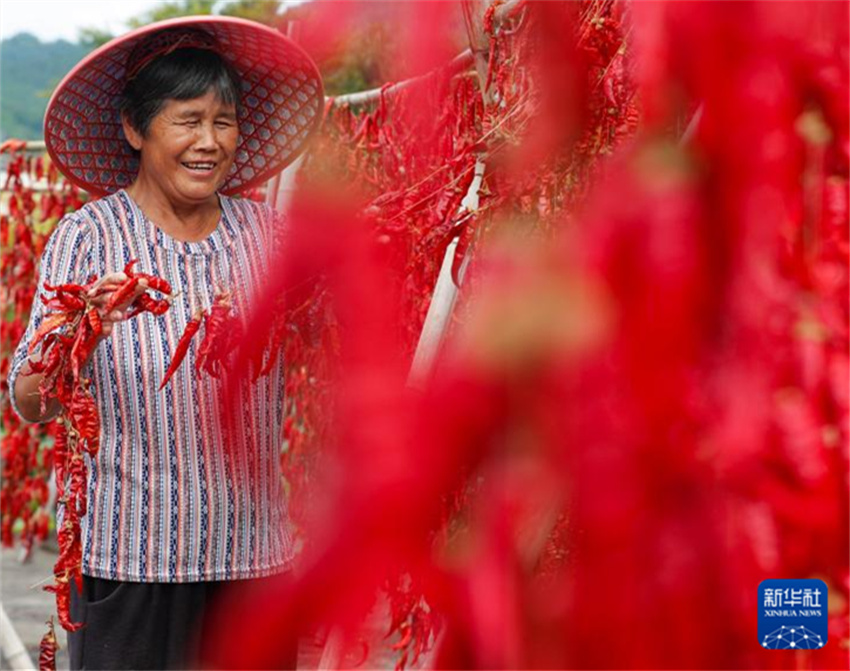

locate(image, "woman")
(9, 16), (323, 670)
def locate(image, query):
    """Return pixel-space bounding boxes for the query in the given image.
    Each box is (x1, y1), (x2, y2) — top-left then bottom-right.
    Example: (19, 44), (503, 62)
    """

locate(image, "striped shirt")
(9, 190), (294, 582)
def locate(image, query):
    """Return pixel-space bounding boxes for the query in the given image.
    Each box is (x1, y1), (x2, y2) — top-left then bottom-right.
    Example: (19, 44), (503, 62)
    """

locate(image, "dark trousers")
(69, 574), (297, 670)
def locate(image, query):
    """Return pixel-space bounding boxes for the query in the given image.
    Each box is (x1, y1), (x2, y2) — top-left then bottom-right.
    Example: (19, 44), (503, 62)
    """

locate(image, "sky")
(0, 0), (305, 43)
(1, 0), (164, 42)
(1, 1), (311, 44)
(0, 0), (161, 42)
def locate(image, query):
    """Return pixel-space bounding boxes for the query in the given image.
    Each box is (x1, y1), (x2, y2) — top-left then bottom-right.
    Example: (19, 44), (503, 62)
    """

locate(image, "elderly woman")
(9, 17), (322, 670)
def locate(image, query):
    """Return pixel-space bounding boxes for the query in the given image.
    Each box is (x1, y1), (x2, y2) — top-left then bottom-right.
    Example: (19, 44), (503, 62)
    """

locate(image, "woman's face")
(122, 89), (239, 208)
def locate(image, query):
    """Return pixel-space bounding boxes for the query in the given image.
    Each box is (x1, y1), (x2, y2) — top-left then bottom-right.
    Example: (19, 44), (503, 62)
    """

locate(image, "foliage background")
(0, 0), (466, 142)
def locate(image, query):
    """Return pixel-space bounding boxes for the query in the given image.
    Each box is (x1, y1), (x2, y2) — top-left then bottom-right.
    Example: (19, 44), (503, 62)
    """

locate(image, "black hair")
(119, 47), (242, 137)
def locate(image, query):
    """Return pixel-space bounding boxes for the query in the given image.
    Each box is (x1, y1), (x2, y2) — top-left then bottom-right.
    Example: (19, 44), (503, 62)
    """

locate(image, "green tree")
(125, 0), (218, 30)
(0, 34), (90, 141)
(79, 27), (115, 49)
(219, 0), (282, 25)
(79, 0), (282, 47)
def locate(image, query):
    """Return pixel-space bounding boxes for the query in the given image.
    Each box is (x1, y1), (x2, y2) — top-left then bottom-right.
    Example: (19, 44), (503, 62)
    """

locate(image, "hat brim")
(44, 15), (324, 197)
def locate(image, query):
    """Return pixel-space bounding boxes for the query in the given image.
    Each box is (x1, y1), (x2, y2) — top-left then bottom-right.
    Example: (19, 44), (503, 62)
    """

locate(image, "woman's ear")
(121, 114), (143, 151)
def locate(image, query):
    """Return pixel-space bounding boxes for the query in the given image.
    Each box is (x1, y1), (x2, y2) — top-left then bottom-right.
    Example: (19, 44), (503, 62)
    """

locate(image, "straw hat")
(44, 16), (324, 196)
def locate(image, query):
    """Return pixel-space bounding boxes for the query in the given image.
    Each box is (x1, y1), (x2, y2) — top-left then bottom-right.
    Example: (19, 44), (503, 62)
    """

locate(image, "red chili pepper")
(86, 308), (102, 337)
(103, 276), (140, 313)
(126, 293), (171, 318)
(38, 618), (58, 671)
(52, 425), (69, 500)
(134, 273), (172, 295)
(43, 281), (85, 295)
(69, 318), (92, 382)
(69, 388), (99, 455)
(391, 623), (413, 651)
(54, 519), (82, 588)
(68, 454), (88, 512)
(30, 347), (64, 384)
(34, 334), (73, 415)
(26, 334), (63, 374)
(159, 310), (203, 390)
(45, 512), (84, 632)
(29, 312), (75, 354)
(40, 292), (85, 311)
(195, 294), (233, 378)
(58, 291), (86, 311)
(45, 579), (82, 633)
(38, 295), (65, 310)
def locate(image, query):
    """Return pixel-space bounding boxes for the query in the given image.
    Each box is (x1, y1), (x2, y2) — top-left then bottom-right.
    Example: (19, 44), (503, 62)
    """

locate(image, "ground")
(1, 543), (413, 670)
(2, 543), (69, 670)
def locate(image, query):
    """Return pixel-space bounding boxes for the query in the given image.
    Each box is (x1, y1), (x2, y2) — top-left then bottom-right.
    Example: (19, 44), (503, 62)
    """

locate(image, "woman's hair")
(119, 47), (242, 137)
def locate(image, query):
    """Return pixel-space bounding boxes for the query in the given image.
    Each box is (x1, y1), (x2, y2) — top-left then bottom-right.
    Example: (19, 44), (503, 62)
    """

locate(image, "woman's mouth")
(182, 161), (217, 174)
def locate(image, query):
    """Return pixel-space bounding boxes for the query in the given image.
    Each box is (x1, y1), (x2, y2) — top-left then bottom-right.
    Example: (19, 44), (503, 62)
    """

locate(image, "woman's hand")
(86, 272), (149, 341)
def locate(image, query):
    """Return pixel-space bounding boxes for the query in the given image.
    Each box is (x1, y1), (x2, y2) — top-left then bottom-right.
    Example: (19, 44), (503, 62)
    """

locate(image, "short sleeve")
(7, 214), (94, 422)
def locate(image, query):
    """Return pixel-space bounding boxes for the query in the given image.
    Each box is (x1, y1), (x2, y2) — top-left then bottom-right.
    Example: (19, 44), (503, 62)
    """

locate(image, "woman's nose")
(193, 122), (219, 149)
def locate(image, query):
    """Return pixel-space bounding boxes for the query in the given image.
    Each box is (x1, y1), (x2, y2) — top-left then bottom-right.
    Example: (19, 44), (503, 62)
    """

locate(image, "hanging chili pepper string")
(15, 263), (176, 632)
(195, 291), (238, 379)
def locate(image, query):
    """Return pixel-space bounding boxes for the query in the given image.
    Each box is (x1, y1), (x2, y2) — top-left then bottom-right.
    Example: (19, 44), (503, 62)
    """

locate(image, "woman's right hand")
(86, 272), (149, 341)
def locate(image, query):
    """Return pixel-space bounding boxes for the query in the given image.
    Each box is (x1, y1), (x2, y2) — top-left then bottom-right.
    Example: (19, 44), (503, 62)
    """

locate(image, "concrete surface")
(1, 544), (67, 670)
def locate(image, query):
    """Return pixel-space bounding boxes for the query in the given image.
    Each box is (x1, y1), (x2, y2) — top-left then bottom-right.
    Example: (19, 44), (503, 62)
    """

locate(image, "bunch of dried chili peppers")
(275, 0), (640, 665)
(21, 261), (172, 668)
(159, 291), (240, 390)
(203, 1), (848, 669)
(1, 146), (82, 559)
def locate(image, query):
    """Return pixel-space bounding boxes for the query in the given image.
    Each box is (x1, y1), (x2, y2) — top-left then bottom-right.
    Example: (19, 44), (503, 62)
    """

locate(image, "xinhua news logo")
(758, 579), (828, 650)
